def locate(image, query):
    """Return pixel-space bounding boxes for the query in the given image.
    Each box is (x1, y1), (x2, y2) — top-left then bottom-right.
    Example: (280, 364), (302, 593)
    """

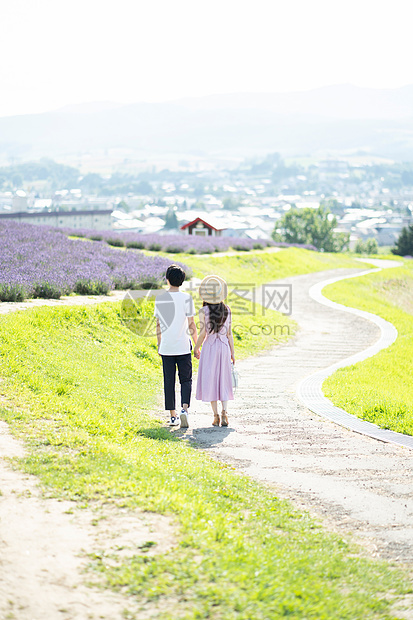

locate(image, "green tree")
(11, 173), (23, 188)
(193, 183), (204, 198)
(392, 225), (413, 256)
(79, 173), (103, 192)
(365, 238), (378, 254)
(354, 239), (365, 254)
(135, 180), (152, 194)
(116, 200), (130, 213)
(192, 200), (205, 210)
(272, 206), (349, 252)
(223, 197), (239, 210)
(355, 238), (379, 254)
(164, 208), (179, 230)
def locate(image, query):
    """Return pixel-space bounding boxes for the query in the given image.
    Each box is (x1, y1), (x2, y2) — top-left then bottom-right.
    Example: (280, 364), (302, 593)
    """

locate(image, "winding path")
(186, 263), (413, 565)
(297, 259), (413, 449)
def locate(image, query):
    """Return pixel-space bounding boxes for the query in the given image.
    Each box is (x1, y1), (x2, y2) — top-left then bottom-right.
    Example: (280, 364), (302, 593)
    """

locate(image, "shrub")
(126, 241), (145, 249)
(74, 279), (111, 295)
(0, 283), (26, 302)
(355, 238), (378, 255)
(253, 243), (264, 250)
(165, 245), (182, 253)
(32, 281), (63, 299)
(232, 244), (251, 251)
(140, 280), (161, 289)
(392, 224), (413, 256)
(365, 238), (378, 255)
(148, 243), (162, 251)
(106, 238), (125, 247)
(90, 235), (103, 241)
(354, 239), (365, 254)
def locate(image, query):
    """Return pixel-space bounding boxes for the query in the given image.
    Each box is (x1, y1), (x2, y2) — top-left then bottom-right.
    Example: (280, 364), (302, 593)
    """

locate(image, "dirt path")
(184, 267), (413, 566)
(0, 420), (177, 620)
(0, 290), (127, 316)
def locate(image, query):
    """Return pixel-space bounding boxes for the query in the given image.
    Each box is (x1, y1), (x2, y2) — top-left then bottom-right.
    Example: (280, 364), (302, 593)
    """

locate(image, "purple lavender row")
(0, 221), (190, 302)
(62, 227), (317, 253)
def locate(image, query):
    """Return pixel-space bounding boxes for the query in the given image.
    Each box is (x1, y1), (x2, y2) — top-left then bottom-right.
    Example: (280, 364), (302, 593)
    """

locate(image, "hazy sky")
(1, 0), (412, 117)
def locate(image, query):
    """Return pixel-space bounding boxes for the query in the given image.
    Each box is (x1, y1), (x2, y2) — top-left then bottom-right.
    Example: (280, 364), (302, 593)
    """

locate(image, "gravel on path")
(0, 290), (127, 315)
(0, 421), (177, 620)
(181, 267), (413, 567)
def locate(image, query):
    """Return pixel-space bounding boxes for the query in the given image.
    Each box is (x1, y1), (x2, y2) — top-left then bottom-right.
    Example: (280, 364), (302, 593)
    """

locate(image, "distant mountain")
(176, 84), (413, 120)
(1, 84), (413, 160)
(54, 101), (125, 115)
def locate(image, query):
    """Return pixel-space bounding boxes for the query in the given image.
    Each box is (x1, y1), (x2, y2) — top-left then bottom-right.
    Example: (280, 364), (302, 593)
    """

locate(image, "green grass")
(0, 300), (411, 619)
(155, 247), (368, 285)
(323, 260), (413, 435)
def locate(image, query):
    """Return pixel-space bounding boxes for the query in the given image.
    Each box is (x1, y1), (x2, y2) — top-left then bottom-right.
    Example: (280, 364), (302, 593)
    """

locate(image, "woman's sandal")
(212, 413), (220, 427)
(221, 411), (229, 427)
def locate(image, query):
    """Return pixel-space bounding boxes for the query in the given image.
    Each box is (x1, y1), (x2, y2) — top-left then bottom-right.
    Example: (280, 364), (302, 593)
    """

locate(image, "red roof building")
(180, 217), (225, 237)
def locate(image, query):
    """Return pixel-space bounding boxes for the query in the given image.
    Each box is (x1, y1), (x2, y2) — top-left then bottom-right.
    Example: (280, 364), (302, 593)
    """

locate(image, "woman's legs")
(220, 400), (229, 427)
(211, 401), (220, 426)
(211, 401), (219, 415)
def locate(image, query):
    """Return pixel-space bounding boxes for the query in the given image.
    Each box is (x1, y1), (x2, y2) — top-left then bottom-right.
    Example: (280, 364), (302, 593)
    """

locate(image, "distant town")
(1, 154), (412, 249)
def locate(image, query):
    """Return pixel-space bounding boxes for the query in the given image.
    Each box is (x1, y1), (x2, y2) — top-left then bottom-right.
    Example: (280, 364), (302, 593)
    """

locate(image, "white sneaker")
(180, 409), (189, 428)
(168, 416), (180, 426)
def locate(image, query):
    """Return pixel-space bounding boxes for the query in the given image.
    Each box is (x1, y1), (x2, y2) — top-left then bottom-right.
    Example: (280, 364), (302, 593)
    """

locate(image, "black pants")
(161, 353), (192, 411)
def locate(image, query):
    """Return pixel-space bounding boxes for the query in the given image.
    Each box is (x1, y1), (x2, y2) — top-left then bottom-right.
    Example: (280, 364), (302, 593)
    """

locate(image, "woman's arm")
(227, 327), (235, 363)
(194, 309), (206, 359)
(227, 308), (235, 363)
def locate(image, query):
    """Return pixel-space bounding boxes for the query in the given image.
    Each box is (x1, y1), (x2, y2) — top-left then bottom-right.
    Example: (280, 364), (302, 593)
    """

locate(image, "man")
(155, 264), (197, 428)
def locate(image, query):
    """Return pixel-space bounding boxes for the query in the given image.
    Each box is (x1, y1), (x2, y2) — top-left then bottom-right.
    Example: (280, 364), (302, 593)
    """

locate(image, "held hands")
(194, 347), (201, 360)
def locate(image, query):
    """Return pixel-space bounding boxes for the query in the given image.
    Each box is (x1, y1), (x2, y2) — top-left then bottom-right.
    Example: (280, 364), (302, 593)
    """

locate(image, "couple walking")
(155, 264), (235, 429)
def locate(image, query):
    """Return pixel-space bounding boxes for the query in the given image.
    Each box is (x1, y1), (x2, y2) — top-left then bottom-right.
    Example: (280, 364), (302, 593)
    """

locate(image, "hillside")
(2, 84), (413, 160)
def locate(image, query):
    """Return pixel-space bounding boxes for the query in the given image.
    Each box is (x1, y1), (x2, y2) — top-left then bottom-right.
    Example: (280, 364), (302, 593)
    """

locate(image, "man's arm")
(193, 309), (206, 359)
(156, 318), (162, 354)
(187, 316), (198, 346)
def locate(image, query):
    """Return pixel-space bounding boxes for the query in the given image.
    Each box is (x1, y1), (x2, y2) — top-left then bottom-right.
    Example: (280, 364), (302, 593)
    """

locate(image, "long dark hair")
(203, 301), (229, 333)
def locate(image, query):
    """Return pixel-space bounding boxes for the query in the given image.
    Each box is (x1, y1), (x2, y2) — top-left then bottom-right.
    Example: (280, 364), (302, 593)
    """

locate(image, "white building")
(12, 191), (28, 212)
(0, 209), (113, 230)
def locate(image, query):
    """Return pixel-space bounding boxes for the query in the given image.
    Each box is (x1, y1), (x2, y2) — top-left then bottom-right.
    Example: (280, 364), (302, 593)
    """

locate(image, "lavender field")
(66, 228), (317, 254)
(66, 228), (275, 253)
(0, 221), (188, 302)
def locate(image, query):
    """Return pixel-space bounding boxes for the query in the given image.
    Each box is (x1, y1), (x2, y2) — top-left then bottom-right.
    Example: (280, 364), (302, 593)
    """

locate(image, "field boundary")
(296, 259), (413, 449)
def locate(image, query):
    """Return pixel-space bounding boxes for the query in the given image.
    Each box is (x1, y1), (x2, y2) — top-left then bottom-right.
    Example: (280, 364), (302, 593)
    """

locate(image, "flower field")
(66, 228), (317, 254)
(65, 228), (275, 253)
(0, 221), (187, 302)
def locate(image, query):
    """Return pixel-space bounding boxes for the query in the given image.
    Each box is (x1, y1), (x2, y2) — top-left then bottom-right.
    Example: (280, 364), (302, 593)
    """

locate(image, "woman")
(194, 275), (235, 427)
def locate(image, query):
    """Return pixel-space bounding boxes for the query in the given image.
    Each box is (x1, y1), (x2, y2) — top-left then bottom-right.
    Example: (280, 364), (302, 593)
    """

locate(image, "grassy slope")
(323, 260), (413, 435)
(0, 302), (410, 619)
(0, 249), (410, 618)
(158, 247), (366, 284)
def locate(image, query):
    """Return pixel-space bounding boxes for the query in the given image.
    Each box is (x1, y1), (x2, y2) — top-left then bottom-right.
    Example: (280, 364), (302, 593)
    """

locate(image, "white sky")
(1, 0), (412, 117)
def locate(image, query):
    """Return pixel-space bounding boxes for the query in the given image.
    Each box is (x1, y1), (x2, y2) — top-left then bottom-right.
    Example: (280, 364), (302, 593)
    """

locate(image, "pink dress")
(196, 305), (234, 402)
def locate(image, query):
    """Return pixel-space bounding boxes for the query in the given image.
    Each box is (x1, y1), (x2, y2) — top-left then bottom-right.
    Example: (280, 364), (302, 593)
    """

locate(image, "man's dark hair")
(166, 264), (186, 287)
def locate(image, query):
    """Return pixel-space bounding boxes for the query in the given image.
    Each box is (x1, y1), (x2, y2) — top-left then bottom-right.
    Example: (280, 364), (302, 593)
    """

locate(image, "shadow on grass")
(135, 427), (181, 442)
(174, 426), (235, 448)
(136, 424), (235, 449)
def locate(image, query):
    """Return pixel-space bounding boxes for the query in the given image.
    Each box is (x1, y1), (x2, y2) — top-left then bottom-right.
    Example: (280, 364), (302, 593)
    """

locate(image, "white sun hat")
(199, 275), (228, 304)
